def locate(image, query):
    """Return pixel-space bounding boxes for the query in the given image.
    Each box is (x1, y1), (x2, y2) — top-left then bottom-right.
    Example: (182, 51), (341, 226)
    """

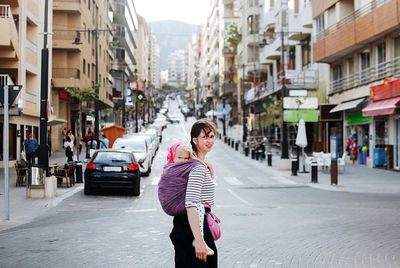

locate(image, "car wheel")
(143, 165), (151, 176)
(84, 186), (91, 195)
(131, 179), (141, 196)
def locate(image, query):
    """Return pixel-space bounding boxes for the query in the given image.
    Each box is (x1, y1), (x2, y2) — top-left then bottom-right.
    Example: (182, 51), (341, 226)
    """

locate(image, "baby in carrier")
(165, 141), (214, 256)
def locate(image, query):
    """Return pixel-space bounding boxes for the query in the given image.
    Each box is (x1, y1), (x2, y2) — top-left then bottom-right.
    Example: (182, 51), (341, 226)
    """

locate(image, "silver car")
(112, 137), (152, 176)
(132, 134), (156, 162)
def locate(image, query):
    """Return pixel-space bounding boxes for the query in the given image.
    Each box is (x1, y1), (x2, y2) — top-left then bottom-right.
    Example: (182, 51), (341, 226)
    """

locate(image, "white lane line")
(124, 208), (157, 213)
(227, 189), (253, 207)
(223, 176), (243, 185)
(269, 176), (297, 185)
(152, 176), (160, 185)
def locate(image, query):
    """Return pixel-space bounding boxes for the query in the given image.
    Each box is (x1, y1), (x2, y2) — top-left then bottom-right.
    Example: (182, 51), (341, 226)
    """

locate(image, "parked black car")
(84, 149), (141, 196)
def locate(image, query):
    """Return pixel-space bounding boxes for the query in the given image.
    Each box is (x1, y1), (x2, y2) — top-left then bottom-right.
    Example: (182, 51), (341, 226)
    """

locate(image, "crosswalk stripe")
(223, 177), (243, 185)
(152, 176), (160, 185)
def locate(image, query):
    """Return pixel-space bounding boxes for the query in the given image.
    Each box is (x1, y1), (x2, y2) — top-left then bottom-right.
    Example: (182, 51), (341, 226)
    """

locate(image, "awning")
(47, 118), (67, 126)
(330, 98), (365, 113)
(362, 97), (400, 116)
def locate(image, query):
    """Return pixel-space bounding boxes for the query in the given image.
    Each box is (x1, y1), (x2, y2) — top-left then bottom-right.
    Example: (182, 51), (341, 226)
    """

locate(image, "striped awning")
(362, 97), (400, 116)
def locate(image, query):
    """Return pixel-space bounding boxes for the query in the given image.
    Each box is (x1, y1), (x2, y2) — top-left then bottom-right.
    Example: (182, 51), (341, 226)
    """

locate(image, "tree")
(65, 84), (99, 160)
(225, 23), (242, 52)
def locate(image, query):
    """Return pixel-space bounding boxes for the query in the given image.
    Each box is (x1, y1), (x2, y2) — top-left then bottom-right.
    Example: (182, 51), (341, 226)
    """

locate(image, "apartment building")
(313, 0), (400, 170)
(52, 0), (114, 152)
(111, 0), (138, 126)
(187, 32), (201, 104)
(0, 0), (51, 163)
(240, 0), (330, 153)
(168, 49), (186, 86)
(150, 34), (161, 92)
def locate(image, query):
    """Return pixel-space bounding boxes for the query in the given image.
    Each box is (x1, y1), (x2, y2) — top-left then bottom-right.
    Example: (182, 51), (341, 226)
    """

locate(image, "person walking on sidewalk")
(64, 136), (74, 163)
(100, 134), (109, 149)
(23, 133), (38, 165)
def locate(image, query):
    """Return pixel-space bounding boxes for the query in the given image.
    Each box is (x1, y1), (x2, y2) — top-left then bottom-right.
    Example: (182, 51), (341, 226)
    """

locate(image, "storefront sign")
(289, 90), (307, 97)
(283, 97), (318, 109)
(347, 112), (369, 125)
(283, 110), (318, 122)
(330, 135), (339, 160)
(370, 78), (400, 101)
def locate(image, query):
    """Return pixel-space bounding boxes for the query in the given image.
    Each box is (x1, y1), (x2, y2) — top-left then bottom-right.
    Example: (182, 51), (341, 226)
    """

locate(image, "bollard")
(227, 138), (231, 145)
(251, 149), (256, 159)
(231, 140), (234, 148)
(219, 133), (221, 140)
(267, 153), (272, 166)
(235, 142), (239, 151)
(311, 161), (318, 183)
(75, 161), (83, 183)
(245, 146), (249, 157)
(291, 158), (298, 176)
(224, 136), (227, 144)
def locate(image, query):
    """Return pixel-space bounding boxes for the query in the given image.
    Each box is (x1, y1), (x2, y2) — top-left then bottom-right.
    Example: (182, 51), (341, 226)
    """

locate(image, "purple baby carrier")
(158, 159), (202, 216)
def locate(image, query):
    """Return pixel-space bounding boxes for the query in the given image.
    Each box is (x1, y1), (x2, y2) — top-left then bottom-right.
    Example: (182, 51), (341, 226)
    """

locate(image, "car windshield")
(113, 139), (146, 152)
(93, 152), (132, 163)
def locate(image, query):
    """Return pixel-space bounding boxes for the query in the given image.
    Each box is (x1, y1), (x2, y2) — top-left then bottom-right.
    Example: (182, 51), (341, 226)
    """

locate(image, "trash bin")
(28, 165), (44, 186)
(374, 148), (385, 167)
(76, 161), (83, 183)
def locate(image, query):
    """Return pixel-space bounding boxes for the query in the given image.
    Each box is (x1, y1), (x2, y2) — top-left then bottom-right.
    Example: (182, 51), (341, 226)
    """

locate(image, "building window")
(315, 14), (325, 41)
(346, 57), (354, 87)
(83, 59), (86, 74)
(376, 42), (386, 79)
(332, 64), (342, 92)
(359, 50), (370, 83)
(301, 37), (311, 67)
(394, 36), (400, 73)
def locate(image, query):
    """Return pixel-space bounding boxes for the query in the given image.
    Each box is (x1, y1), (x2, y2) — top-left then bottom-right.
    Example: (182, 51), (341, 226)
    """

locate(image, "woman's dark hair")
(190, 118), (217, 153)
(66, 136), (71, 142)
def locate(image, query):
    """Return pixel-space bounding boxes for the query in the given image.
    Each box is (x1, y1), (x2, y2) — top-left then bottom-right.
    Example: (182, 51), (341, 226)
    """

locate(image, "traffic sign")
(0, 85), (22, 108)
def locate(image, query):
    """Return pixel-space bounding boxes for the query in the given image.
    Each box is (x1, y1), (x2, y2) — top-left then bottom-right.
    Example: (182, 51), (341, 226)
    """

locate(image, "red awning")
(362, 97), (400, 116)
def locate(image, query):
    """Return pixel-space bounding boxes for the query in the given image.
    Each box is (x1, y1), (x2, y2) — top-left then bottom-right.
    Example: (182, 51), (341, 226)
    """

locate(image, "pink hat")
(166, 142), (183, 163)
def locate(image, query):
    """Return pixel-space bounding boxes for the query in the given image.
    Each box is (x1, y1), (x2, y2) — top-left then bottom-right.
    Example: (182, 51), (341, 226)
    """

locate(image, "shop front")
(362, 78), (400, 170)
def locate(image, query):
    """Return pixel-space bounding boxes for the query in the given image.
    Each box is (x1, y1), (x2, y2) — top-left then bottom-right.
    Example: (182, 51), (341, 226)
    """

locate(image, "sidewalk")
(0, 150), (86, 231)
(218, 138), (400, 195)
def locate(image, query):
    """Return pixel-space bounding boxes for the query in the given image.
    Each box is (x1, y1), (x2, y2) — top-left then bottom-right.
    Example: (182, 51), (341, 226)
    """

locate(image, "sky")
(134, 0), (212, 25)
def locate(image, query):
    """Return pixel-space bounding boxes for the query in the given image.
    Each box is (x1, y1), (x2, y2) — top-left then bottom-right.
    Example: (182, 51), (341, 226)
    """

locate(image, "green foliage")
(265, 96), (282, 126)
(225, 23), (242, 51)
(64, 85), (98, 103)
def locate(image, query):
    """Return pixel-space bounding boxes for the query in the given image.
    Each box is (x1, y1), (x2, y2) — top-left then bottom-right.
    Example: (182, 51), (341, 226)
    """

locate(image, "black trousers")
(170, 211), (218, 268)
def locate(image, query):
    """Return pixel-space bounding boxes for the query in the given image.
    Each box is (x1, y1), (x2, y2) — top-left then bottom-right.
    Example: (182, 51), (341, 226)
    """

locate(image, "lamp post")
(134, 69), (139, 133)
(280, 29), (289, 159)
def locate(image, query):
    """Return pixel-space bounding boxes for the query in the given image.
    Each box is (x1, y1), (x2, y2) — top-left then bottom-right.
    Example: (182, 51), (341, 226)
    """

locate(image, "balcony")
(0, 5), (20, 60)
(314, 0), (398, 63)
(53, 30), (81, 51)
(52, 68), (81, 88)
(53, 0), (81, 14)
(223, 82), (251, 94)
(0, 74), (15, 85)
(329, 56), (400, 94)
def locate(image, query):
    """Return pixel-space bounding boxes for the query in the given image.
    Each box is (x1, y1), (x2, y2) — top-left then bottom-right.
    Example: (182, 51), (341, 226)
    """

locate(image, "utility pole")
(38, 0), (49, 172)
(94, 29), (100, 148)
(280, 0), (289, 159)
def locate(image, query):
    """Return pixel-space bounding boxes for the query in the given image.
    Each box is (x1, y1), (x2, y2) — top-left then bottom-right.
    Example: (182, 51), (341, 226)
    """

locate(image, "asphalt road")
(0, 100), (399, 268)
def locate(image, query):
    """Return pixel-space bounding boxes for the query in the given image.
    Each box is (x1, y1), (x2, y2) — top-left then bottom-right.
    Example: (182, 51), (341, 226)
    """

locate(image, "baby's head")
(167, 142), (193, 163)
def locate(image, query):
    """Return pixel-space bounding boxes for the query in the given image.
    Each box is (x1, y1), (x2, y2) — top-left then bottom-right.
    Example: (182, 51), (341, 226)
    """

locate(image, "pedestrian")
(62, 128), (67, 148)
(100, 134), (109, 149)
(67, 129), (75, 144)
(169, 118), (218, 267)
(64, 135), (74, 163)
(23, 132), (38, 165)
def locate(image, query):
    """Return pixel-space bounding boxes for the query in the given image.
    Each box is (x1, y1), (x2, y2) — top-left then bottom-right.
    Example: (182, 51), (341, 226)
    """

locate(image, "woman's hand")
(204, 161), (214, 179)
(194, 239), (208, 262)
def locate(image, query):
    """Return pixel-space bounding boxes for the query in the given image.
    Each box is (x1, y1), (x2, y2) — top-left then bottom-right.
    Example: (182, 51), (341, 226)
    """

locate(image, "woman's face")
(193, 129), (216, 153)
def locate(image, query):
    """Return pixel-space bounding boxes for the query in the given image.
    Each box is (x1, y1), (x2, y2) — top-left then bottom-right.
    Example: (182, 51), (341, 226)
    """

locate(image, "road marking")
(124, 208), (157, 213)
(152, 176), (160, 185)
(269, 176), (297, 185)
(223, 177), (243, 185)
(227, 189), (253, 206)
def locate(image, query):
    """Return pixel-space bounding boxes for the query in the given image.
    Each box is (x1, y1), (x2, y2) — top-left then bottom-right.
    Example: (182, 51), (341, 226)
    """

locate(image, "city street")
(1, 101), (400, 268)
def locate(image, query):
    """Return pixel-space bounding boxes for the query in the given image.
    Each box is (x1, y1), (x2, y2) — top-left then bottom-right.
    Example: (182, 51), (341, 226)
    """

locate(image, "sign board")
(330, 135), (339, 160)
(125, 96), (133, 106)
(289, 90), (307, 97)
(126, 88), (132, 96)
(0, 85), (22, 107)
(284, 110), (318, 122)
(283, 97), (318, 109)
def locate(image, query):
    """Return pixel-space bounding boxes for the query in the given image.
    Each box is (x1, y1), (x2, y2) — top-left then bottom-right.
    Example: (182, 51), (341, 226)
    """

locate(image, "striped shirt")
(185, 164), (215, 208)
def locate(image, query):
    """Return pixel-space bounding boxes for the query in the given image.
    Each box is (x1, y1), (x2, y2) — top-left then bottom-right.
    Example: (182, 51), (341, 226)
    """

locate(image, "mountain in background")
(148, 20), (199, 70)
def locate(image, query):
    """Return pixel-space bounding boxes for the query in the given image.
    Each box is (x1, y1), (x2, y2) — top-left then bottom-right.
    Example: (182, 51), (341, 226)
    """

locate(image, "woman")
(64, 136), (74, 163)
(169, 118), (218, 267)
